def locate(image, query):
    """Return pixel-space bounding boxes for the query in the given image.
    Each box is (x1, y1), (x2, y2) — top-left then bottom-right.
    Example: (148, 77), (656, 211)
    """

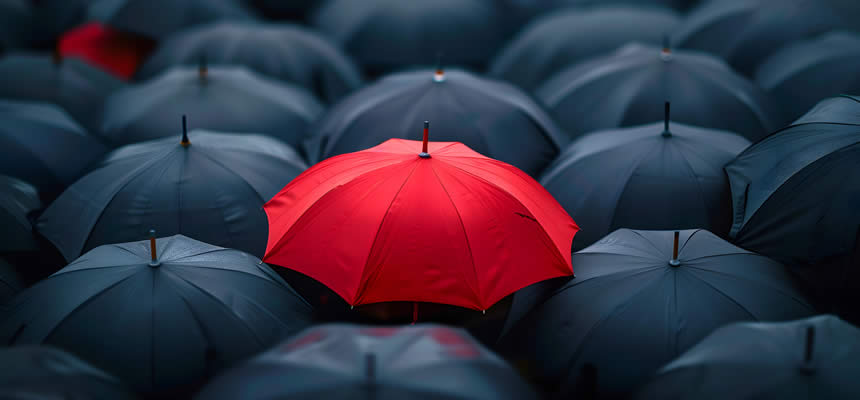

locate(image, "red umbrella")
(264, 122), (578, 311)
(58, 23), (154, 79)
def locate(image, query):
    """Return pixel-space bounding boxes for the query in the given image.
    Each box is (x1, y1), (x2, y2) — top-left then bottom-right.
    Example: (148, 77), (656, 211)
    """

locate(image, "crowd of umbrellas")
(1, 0), (859, 399)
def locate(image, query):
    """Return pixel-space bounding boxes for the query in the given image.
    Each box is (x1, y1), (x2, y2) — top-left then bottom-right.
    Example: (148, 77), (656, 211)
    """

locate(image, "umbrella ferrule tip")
(149, 260), (161, 267)
(419, 152), (431, 158)
(433, 72), (446, 82)
(668, 259), (681, 267)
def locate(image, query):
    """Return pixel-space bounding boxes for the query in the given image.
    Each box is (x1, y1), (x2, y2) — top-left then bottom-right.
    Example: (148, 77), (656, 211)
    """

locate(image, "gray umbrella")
(537, 43), (783, 142)
(756, 32), (860, 121)
(99, 65), (323, 148)
(540, 105), (750, 251)
(499, 229), (815, 399)
(38, 125), (307, 261)
(0, 0), (31, 52)
(636, 315), (860, 400)
(137, 22), (363, 104)
(0, 346), (138, 399)
(196, 323), (540, 400)
(0, 234), (314, 396)
(0, 52), (126, 132)
(0, 174), (40, 253)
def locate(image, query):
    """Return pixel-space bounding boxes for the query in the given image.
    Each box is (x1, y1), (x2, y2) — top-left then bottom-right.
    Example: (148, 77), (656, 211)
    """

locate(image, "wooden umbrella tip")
(149, 229), (160, 267)
(669, 231), (681, 266)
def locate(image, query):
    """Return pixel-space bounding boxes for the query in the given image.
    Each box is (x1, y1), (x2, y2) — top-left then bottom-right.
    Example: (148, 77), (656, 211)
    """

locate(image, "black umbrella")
(0, 99), (108, 198)
(636, 315), (860, 400)
(498, 229), (815, 399)
(0, 234), (314, 396)
(311, 0), (508, 76)
(0, 174), (40, 253)
(86, 0), (257, 40)
(196, 323), (540, 400)
(29, 0), (92, 48)
(136, 22), (363, 104)
(756, 32), (860, 121)
(304, 68), (568, 176)
(673, 0), (854, 77)
(251, 0), (320, 20)
(0, 0), (31, 52)
(99, 65), (323, 148)
(490, 6), (680, 92)
(38, 124), (307, 262)
(537, 44), (783, 142)
(0, 258), (22, 303)
(540, 104), (750, 251)
(0, 346), (138, 399)
(725, 95), (860, 321)
(0, 52), (126, 132)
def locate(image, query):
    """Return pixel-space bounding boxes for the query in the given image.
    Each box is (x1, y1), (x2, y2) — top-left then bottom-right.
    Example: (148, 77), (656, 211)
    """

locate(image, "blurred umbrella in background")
(0, 346), (138, 399)
(636, 315), (860, 400)
(250, 0), (320, 20)
(0, 258), (22, 304)
(137, 22), (363, 104)
(197, 324), (540, 400)
(0, 175), (41, 254)
(0, 100), (107, 199)
(311, 0), (507, 76)
(305, 68), (567, 177)
(38, 125), (307, 261)
(756, 32), (860, 121)
(0, 52), (125, 132)
(0, 234), (314, 397)
(0, 0), (32, 52)
(499, 229), (815, 399)
(490, 6), (680, 92)
(57, 22), (155, 79)
(29, 0), (92, 48)
(540, 105), (750, 251)
(537, 43), (784, 142)
(99, 65), (323, 148)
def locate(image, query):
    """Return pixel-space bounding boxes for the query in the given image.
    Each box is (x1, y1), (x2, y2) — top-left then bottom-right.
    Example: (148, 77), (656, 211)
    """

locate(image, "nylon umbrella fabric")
(304, 68), (568, 177)
(38, 129), (307, 262)
(0, 175), (41, 253)
(0, 99), (108, 198)
(756, 32), (860, 121)
(58, 22), (155, 80)
(0, 346), (138, 399)
(99, 66), (324, 148)
(196, 324), (540, 400)
(0, 257), (23, 304)
(0, 52), (126, 132)
(137, 22), (363, 104)
(264, 138), (578, 311)
(498, 229), (815, 399)
(490, 6), (680, 92)
(636, 315), (860, 400)
(28, 0), (93, 47)
(537, 44), (783, 142)
(311, 0), (508, 76)
(0, 0), (32, 52)
(540, 118), (750, 251)
(249, 0), (321, 20)
(0, 234), (314, 396)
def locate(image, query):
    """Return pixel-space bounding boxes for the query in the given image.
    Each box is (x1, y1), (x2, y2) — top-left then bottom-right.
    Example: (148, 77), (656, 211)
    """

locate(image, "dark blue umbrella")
(250, 0), (320, 20)
(29, 0), (92, 47)
(0, 234), (314, 397)
(636, 315), (860, 400)
(304, 68), (568, 177)
(490, 6), (680, 92)
(38, 124), (307, 261)
(0, 174), (40, 253)
(756, 32), (860, 121)
(137, 22), (363, 104)
(197, 324), (540, 400)
(99, 65), (323, 148)
(0, 0), (31, 52)
(537, 44), (783, 141)
(499, 229), (815, 399)
(0, 257), (22, 304)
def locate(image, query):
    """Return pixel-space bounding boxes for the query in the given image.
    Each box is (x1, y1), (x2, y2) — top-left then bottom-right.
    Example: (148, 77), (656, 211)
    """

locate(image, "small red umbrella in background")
(58, 22), (155, 80)
(264, 121), (578, 312)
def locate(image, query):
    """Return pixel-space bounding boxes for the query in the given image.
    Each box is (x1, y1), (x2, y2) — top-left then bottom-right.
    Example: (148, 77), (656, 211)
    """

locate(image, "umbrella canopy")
(537, 43), (784, 141)
(86, 0), (257, 40)
(38, 126), (307, 262)
(0, 234), (314, 396)
(0, 99), (108, 198)
(264, 136), (578, 311)
(58, 22), (155, 79)
(28, 0), (92, 47)
(0, 258), (23, 304)
(0, 0), (32, 52)
(304, 68), (568, 177)
(251, 0), (320, 20)
(0, 346), (137, 399)
(137, 22), (363, 104)
(490, 6), (680, 92)
(0, 174), (41, 253)
(540, 106), (750, 250)
(197, 324), (540, 400)
(498, 229), (815, 399)
(636, 315), (860, 400)
(99, 65), (323, 148)
(673, 0), (853, 77)
(311, 0), (507, 75)
(756, 32), (860, 121)
(0, 52), (126, 132)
